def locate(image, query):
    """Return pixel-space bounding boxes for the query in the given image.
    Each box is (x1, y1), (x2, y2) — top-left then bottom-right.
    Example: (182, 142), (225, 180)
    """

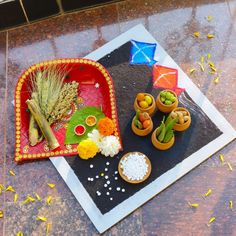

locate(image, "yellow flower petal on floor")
(189, 68), (196, 74)
(34, 192), (42, 201)
(23, 195), (36, 204)
(14, 194), (18, 204)
(0, 210), (3, 218)
(9, 170), (16, 176)
(198, 63), (205, 72)
(208, 61), (215, 68)
(200, 56), (204, 64)
(16, 232), (24, 236)
(203, 188), (212, 197)
(188, 202), (199, 208)
(207, 15), (213, 22)
(229, 200), (233, 210)
(207, 217), (216, 226)
(6, 186), (15, 192)
(227, 162), (233, 171)
(46, 196), (53, 205)
(214, 77), (219, 84)
(47, 183), (56, 188)
(46, 223), (51, 235)
(207, 53), (211, 60)
(219, 154), (225, 164)
(193, 32), (200, 38)
(77, 139), (98, 160)
(37, 216), (47, 222)
(207, 34), (215, 39)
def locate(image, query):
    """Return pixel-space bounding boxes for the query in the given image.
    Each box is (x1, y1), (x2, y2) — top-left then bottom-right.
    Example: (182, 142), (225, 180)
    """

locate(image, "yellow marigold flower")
(77, 139), (98, 160)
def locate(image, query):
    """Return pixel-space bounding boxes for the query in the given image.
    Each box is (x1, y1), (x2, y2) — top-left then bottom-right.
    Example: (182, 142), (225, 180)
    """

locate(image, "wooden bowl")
(151, 128), (175, 150)
(134, 93), (156, 116)
(172, 107), (191, 131)
(118, 152), (152, 184)
(156, 89), (178, 113)
(131, 117), (153, 136)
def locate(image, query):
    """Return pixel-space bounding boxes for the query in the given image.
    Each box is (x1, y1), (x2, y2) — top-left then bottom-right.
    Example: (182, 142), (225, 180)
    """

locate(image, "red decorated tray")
(14, 58), (122, 162)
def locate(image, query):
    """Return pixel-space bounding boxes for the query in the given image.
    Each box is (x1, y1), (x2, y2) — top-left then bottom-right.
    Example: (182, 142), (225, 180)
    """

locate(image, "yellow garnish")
(207, 34), (215, 39)
(193, 32), (200, 38)
(14, 194), (18, 204)
(46, 196), (53, 205)
(229, 200), (233, 210)
(207, 217), (216, 226)
(203, 188), (212, 197)
(188, 202), (199, 208)
(227, 162), (233, 171)
(198, 63), (205, 72)
(200, 56), (204, 64)
(9, 170), (16, 176)
(46, 223), (51, 235)
(214, 77), (219, 84)
(189, 68), (196, 74)
(16, 232), (24, 236)
(219, 154), (225, 164)
(0, 210), (3, 218)
(34, 192), (42, 201)
(47, 183), (56, 188)
(6, 185), (15, 192)
(207, 15), (213, 22)
(207, 53), (211, 60)
(37, 216), (47, 222)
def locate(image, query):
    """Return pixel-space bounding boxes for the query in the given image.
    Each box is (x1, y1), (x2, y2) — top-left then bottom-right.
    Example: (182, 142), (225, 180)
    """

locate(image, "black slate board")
(64, 42), (222, 214)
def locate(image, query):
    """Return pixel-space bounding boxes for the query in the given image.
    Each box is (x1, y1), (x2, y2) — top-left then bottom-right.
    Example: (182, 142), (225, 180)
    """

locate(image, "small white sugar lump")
(122, 188), (125, 192)
(110, 197), (113, 201)
(115, 177), (118, 180)
(116, 187), (121, 191)
(104, 184), (107, 188)
(106, 162), (110, 166)
(106, 192), (110, 195)
(115, 171), (118, 174)
(105, 168), (108, 171)
(90, 164), (94, 168)
(96, 191), (101, 196)
(120, 153), (148, 181)
(96, 175), (99, 179)
(90, 178), (94, 181)
(87, 177), (91, 181)
(106, 180), (110, 185)
(105, 175), (109, 179)
(109, 187), (112, 190)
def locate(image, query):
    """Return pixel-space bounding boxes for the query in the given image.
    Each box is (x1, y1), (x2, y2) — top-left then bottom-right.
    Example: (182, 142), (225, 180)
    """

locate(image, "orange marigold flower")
(97, 117), (115, 136)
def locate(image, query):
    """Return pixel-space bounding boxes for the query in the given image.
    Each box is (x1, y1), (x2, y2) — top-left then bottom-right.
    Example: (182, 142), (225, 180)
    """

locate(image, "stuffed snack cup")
(134, 93), (156, 116)
(156, 89), (178, 113)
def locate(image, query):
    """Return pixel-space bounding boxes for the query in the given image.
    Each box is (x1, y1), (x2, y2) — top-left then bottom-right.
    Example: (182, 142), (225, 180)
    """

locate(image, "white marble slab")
(50, 24), (236, 233)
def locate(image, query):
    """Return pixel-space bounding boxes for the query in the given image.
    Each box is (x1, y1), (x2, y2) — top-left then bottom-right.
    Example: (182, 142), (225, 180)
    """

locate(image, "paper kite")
(153, 64), (185, 95)
(130, 40), (157, 66)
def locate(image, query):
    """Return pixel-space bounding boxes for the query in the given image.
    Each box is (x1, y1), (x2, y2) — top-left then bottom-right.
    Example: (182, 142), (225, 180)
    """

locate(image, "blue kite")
(130, 40), (157, 66)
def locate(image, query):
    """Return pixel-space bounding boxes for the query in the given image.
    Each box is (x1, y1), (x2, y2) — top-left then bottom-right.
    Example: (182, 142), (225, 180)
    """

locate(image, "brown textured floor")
(1, 0), (236, 235)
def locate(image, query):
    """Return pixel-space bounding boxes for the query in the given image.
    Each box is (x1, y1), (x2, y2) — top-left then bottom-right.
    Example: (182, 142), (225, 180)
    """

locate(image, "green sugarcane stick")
(26, 99), (59, 150)
(29, 114), (40, 146)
